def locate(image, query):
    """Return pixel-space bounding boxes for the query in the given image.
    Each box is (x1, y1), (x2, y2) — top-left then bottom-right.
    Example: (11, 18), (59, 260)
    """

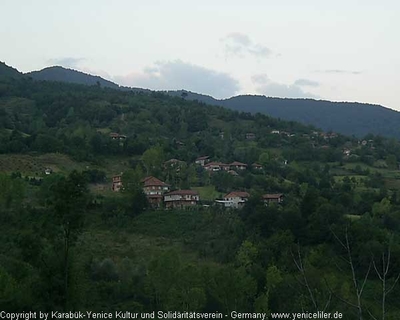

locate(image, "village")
(111, 155), (284, 209)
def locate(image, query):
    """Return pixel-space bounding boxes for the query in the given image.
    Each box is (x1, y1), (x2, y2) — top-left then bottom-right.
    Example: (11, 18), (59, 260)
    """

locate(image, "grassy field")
(342, 162), (400, 178)
(0, 153), (90, 176)
(0, 152), (133, 176)
(333, 175), (366, 183)
(193, 185), (223, 201)
(329, 161), (400, 190)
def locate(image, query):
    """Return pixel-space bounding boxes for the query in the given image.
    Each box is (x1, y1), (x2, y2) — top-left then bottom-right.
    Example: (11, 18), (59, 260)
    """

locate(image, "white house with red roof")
(204, 162), (231, 172)
(216, 191), (250, 208)
(163, 190), (200, 209)
(262, 193), (284, 205)
(230, 161), (248, 170)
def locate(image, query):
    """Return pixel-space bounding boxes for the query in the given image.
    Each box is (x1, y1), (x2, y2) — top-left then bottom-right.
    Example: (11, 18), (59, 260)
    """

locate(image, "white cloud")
(251, 73), (269, 85)
(252, 74), (318, 98)
(47, 57), (85, 68)
(114, 60), (240, 99)
(294, 78), (320, 87)
(221, 32), (272, 59)
(318, 69), (362, 75)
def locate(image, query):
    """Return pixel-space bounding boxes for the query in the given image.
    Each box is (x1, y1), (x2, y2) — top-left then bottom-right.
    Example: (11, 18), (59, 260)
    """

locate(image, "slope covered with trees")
(170, 90), (400, 139)
(4, 61), (400, 139)
(1, 69), (400, 318)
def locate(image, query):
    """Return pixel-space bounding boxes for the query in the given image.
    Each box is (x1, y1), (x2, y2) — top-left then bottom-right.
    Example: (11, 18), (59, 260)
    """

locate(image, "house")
(175, 140), (185, 148)
(252, 163), (263, 170)
(321, 132), (338, 140)
(216, 191), (250, 208)
(142, 176), (170, 207)
(44, 168), (53, 175)
(230, 161), (247, 170)
(320, 133), (329, 140)
(164, 190), (200, 209)
(246, 133), (256, 140)
(195, 156), (210, 166)
(262, 193), (284, 205)
(204, 162), (231, 172)
(204, 162), (226, 171)
(343, 149), (351, 157)
(329, 132), (338, 139)
(271, 130), (280, 134)
(164, 158), (185, 169)
(112, 175), (123, 192)
(220, 163), (231, 171)
(204, 162), (222, 171)
(110, 132), (119, 140)
(110, 133), (127, 140)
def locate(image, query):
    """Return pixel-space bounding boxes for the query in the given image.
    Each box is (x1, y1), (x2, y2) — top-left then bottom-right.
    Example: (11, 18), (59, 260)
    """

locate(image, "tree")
(47, 171), (90, 309)
(385, 155), (397, 170)
(141, 146), (164, 175)
(0, 174), (24, 211)
(372, 198), (391, 218)
(329, 227), (371, 320)
(370, 241), (400, 320)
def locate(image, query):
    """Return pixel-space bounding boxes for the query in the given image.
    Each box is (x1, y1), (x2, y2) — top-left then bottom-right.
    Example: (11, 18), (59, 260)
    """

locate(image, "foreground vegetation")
(1, 73), (400, 319)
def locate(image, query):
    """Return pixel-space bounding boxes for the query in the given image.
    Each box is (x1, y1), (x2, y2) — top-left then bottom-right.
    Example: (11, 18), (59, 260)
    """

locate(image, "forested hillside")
(170, 90), (400, 139)
(1, 70), (400, 319)
(4, 61), (400, 139)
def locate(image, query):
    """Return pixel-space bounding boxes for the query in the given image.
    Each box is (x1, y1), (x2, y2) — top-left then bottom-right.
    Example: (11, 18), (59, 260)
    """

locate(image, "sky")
(1, 0), (399, 109)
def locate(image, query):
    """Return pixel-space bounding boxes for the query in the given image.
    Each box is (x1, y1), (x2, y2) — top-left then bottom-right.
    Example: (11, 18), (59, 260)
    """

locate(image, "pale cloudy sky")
(1, 0), (399, 109)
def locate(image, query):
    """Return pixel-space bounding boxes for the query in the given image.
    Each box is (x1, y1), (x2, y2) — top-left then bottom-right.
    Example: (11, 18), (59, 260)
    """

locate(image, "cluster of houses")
(195, 156), (263, 175)
(216, 191), (284, 208)
(111, 175), (200, 209)
(111, 174), (283, 209)
(141, 176), (199, 209)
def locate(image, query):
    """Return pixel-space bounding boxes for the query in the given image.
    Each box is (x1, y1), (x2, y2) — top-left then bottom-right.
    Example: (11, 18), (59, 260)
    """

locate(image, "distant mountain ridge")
(169, 90), (400, 138)
(27, 66), (121, 89)
(0, 61), (23, 79)
(1, 61), (400, 139)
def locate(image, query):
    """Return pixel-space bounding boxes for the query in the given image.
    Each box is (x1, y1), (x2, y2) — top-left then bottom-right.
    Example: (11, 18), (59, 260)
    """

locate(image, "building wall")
(223, 196), (246, 208)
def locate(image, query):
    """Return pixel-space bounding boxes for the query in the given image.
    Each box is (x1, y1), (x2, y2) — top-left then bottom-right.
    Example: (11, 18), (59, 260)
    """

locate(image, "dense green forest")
(6, 61), (400, 139)
(169, 91), (400, 139)
(1, 69), (400, 319)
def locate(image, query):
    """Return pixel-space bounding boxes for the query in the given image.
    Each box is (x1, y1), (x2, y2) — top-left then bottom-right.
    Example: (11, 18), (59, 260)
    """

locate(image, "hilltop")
(0, 61), (22, 79)
(27, 66), (121, 89)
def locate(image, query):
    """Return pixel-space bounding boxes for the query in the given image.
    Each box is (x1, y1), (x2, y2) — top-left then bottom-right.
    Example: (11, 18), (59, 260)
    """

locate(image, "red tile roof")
(196, 156), (209, 161)
(230, 161), (247, 166)
(165, 189), (199, 196)
(204, 161), (223, 167)
(141, 176), (169, 187)
(224, 191), (250, 199)
(262, 193), (284, 199)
